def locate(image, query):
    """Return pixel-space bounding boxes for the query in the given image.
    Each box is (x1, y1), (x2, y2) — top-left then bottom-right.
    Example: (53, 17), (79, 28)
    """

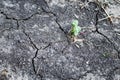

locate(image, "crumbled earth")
(0, 0), (120, 80)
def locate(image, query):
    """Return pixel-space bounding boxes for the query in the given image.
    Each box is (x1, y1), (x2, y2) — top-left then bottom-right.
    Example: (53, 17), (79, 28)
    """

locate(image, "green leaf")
(70, 20), (81, 36)
(74, 26), (81, 36)
(72, 20), (78, 27)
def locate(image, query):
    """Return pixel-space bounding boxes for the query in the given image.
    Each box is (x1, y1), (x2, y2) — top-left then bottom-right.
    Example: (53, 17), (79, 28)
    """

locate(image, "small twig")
(102, 8), (113, 23)
(98, 17), (108, 21)
(74, 38), (84, 42)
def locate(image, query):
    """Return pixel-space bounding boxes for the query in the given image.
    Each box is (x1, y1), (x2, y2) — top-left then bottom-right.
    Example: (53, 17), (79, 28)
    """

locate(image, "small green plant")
(70, 20), (81, 37)
(69, 20), (84, 43)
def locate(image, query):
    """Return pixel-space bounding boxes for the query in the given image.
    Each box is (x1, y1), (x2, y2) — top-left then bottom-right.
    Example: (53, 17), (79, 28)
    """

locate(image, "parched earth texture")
(0, 0), (120, 80)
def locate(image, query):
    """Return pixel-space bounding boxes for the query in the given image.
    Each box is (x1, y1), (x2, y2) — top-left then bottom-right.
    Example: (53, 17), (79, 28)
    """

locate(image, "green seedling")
(69, 20), (84, 42)
(70, 20), (81, 36)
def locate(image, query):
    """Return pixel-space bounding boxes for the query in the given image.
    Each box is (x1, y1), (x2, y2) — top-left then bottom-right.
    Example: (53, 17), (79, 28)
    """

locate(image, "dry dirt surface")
(0, 0), (120, 80)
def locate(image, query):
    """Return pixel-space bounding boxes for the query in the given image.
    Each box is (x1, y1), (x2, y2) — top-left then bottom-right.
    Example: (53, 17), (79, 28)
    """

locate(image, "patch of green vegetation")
(102, 52), (110, 58)
(70, 20), (81, 37)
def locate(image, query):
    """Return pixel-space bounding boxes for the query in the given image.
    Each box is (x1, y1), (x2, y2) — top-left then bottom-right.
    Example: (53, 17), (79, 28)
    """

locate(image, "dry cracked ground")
(0, 0), (120, 80)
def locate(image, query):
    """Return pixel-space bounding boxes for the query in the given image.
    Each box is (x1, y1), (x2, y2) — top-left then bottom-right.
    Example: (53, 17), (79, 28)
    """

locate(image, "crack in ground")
(85, 10), (120, 79)
(55, 19), (71, 45)
(0, 11), (31, 30)
(22, 30), (39, 50)
(21, 12), (40, 21)
(0, 11), (20, 29)
(96, 30), (120, 56)
(0, 10), (40, 29)
(22, 29), (52, 80)
(0, 10), (40, 21)
(94, 10), (120, 59)
(22, 29), (39, 74)
(22, 24), (70, 77)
